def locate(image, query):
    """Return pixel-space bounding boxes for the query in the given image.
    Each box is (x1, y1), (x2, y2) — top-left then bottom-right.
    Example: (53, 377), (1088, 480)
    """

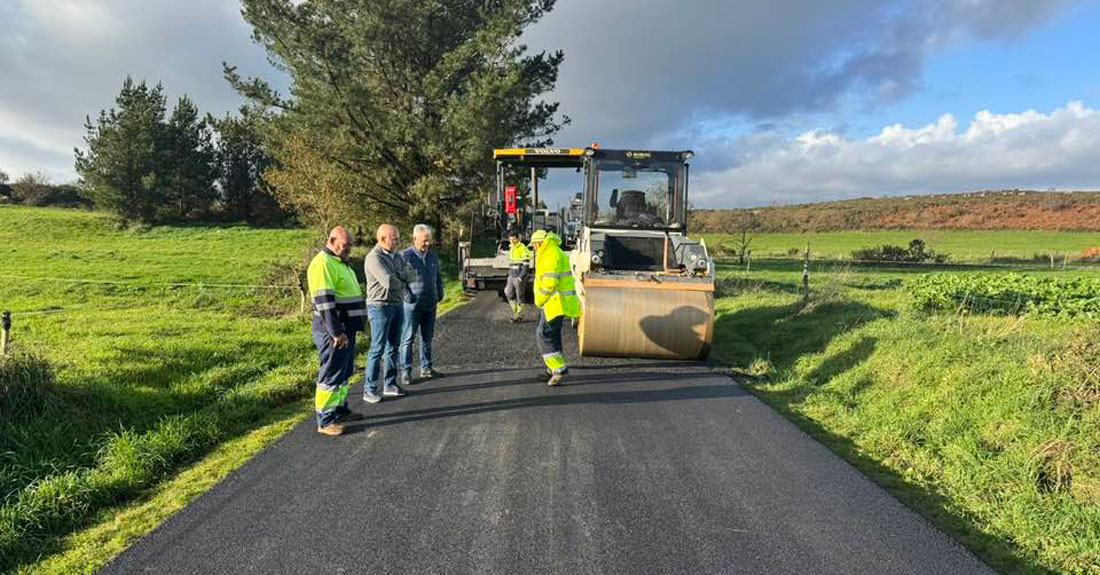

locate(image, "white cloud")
(693, 101), (1100, 207)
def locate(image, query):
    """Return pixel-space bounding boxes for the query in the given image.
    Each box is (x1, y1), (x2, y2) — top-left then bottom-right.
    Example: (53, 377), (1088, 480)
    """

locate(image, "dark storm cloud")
(520, 0), (1080, 149)
(0, 0), (1082, 196)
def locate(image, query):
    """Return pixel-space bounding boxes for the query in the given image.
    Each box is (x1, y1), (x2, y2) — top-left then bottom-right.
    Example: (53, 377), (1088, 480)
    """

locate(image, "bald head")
(376, 224), (399, 253)
(327, 226), (351, 258)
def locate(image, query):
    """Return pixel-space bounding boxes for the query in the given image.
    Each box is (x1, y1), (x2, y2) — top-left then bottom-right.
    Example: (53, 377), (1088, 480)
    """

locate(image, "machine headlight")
(681, 150), (695, 160)
(584, 147), (597, 157)
(591, 253), (603, 266)
(693, 258), (709, 272)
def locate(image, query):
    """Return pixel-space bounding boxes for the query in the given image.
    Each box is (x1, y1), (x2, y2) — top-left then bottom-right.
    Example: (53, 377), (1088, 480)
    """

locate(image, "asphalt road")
(99, 293), (995, 575)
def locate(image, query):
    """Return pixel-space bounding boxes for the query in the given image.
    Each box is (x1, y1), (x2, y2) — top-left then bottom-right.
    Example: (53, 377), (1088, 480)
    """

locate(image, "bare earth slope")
(693, 190), (1100, 233)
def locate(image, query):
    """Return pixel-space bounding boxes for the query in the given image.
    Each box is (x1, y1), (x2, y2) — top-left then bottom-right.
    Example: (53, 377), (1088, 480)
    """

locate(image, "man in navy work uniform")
(363, 223), (413, 403)
(400, 224), (445, 385)
(307, 226), (367, 436)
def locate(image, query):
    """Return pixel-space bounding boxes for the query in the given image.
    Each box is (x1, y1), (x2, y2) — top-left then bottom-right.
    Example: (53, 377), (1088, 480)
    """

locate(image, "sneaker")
(317, 423), (345, 436)
(382, 384), (407, 397)
(547, 373), (564, 387)
(363, 388), (382, 404)
(421, 368), (440, 380)
(400, 371), (414, 386)
(335, 410), (365, 423)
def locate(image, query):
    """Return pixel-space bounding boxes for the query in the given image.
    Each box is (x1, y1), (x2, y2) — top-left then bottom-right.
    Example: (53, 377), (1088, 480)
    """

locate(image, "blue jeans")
(365, 304), (403, 392)
(400, 305), (437, 373)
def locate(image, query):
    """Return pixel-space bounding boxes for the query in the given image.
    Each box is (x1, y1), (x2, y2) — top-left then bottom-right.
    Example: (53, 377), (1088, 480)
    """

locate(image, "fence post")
(802, 245), (810, 304)
(2, 311), (10, 356)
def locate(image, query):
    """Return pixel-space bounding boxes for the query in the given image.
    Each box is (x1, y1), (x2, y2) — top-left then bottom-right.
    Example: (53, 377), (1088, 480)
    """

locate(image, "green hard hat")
(530, 229), (548, 244)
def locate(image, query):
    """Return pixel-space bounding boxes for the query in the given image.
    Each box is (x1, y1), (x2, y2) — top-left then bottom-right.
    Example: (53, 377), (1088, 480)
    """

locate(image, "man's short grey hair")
(413, 224), (433, 238)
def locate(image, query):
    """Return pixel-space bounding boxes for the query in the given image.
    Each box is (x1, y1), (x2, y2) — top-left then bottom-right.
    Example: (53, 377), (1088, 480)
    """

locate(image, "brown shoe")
(317, 423), (345, 436)
(547, 373), (564, 387)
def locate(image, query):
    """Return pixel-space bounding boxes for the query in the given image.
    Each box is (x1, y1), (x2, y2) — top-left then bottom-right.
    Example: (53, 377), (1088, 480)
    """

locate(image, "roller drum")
(578, 281), (714, 360)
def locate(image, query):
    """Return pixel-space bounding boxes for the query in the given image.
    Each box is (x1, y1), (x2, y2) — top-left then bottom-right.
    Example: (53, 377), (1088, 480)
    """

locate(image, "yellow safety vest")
(307, 249), (366, 334)
(534, 234), (580, 320)
(509, 242), (532, 265)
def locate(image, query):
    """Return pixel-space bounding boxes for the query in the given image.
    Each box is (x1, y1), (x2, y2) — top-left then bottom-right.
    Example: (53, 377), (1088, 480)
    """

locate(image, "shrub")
(852, 239), (947, 263)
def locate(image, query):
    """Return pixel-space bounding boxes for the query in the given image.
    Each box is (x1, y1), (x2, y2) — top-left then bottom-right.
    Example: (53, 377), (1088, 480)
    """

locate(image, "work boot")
(317, 423), (345, 436)
(537, 369), (552, 382)
(547, 373), (565, 387)
(363, 388), (382, 404)
(383, 384), (407, 397)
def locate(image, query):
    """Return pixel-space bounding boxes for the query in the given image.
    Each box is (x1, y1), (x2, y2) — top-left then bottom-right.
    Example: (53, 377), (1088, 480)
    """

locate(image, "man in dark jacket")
(400, 224), (445, 384)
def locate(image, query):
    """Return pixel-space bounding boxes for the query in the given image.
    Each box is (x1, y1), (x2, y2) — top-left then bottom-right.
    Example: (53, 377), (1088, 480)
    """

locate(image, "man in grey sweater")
(362, 223), (413, 403)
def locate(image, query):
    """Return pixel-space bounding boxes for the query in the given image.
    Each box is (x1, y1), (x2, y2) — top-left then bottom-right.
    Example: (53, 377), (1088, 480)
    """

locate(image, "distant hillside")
(692, 190), (1100, 233)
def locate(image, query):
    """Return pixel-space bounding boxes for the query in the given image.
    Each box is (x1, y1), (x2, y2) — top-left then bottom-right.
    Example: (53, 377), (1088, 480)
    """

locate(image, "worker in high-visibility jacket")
(307, 226), (367, 436)
(530, 229), (581, 386)
(504, 229), (532, 322)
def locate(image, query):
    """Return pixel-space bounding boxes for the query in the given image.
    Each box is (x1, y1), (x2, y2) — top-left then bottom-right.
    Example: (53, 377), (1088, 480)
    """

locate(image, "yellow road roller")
(570, 147), (714, 360)
(487, 146), (714, 360)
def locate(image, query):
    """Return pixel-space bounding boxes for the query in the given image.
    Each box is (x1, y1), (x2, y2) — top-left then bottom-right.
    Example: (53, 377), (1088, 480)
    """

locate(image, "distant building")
(0, 183), (13, 201)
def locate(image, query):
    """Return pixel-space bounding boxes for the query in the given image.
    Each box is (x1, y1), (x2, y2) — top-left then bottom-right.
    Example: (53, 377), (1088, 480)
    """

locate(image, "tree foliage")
(211, 110), (290, 225)
(227, 0), (568, 231)
(75, 78), (169, 223)
(75, 78), (221, 224)
(162, 96), (219, 220)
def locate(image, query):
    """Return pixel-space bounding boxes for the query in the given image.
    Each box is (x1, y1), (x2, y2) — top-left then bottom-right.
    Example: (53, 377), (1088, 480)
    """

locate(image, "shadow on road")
(343, 374), (742, 434)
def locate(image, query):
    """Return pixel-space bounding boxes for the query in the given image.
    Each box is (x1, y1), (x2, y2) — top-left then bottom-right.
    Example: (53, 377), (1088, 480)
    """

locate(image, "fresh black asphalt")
(98, 293), (996, 575)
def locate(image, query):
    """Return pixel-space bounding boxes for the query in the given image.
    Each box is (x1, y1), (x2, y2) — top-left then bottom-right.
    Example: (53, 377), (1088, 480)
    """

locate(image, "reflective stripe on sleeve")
(315, 302), (336, 311)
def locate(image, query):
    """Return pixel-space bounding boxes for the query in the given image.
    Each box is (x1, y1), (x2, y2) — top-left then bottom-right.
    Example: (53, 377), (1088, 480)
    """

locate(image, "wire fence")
(0, 274), (300, 290)
(714, 255), (1100, 271)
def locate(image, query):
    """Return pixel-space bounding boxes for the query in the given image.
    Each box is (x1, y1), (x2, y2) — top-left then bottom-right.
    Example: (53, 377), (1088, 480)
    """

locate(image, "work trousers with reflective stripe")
(312, 328), (356, 427)
(536, 313), (566, 374)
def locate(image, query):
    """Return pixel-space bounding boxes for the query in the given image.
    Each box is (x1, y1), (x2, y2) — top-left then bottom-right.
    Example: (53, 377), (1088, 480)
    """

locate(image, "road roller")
(469, 146), (714, 359)
(570, 147), (714, 360)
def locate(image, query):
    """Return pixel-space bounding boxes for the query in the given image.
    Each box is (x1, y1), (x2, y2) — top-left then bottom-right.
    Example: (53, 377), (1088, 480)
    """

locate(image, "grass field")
(5, 205), (1099, 574)
(709, 259), (1100, 575)
(0, 206), (466, 573)
(702, 229), (1100, 262)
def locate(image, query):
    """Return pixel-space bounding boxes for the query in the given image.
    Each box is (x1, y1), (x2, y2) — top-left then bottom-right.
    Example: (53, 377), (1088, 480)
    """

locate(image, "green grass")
(0, 206), (468, 572)
(14, 401), (309, 575)
(710, 259), (1100, 575)
(702, 229), (1100, 262)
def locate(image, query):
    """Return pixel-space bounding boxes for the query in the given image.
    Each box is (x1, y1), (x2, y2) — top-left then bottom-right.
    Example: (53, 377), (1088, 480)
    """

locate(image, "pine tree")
(161, 96), (218, 221)
(225, 0), (568, 230)
(75, 77), (167, 223)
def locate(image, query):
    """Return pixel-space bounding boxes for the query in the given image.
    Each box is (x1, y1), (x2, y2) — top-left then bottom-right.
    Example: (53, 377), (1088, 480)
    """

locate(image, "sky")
(2, 0), (1099, 209)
